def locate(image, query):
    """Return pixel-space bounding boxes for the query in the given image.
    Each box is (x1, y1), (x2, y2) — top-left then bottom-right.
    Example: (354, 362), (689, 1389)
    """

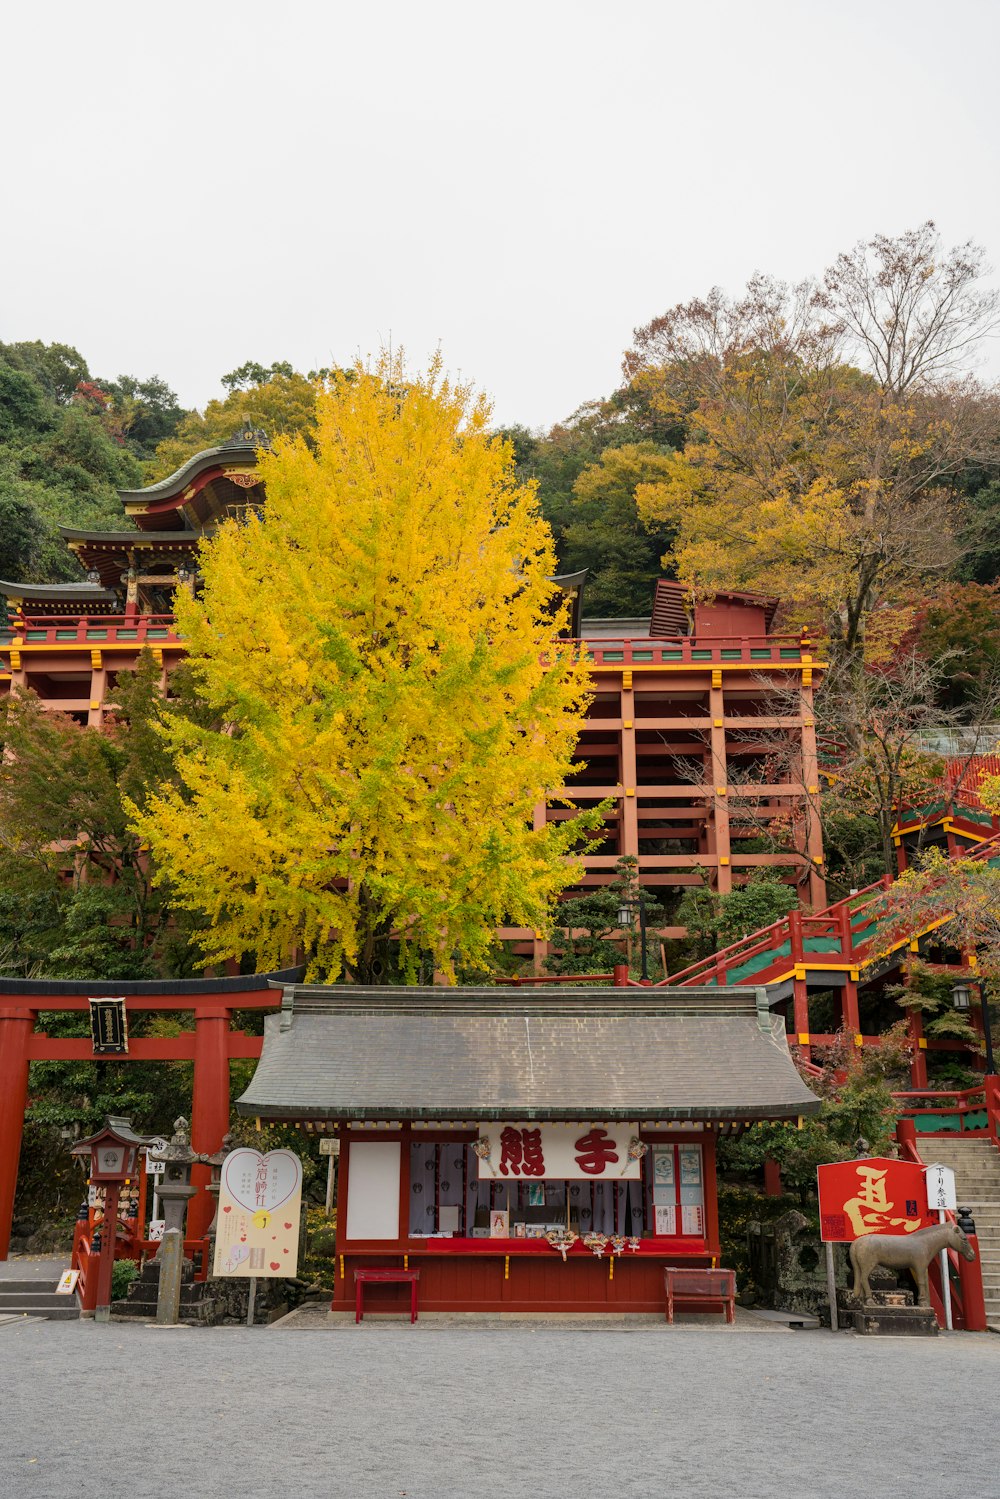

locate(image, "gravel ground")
(2, 1317), (998, 1499)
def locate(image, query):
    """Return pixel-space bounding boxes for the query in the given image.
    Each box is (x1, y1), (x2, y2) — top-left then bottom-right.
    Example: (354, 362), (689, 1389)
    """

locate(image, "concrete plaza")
(1, 1316), (998, 1499)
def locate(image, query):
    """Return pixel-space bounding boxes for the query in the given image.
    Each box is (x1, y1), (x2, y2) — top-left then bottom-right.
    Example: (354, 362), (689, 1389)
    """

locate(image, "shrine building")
(0, 434), (827, 962)
(238, 981), (818, 1316)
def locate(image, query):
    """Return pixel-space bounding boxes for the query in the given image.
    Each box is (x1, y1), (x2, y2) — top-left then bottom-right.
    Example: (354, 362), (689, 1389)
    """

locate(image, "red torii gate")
(0, 968), (301, 1259)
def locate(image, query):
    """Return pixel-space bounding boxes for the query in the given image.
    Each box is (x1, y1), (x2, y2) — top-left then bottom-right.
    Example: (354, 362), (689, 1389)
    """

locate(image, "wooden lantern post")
(71, 1117), (150, 1323)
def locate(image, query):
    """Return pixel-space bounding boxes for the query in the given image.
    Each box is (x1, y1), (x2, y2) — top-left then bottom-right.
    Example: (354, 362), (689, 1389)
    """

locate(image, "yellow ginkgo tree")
(128, 354), (598, 982)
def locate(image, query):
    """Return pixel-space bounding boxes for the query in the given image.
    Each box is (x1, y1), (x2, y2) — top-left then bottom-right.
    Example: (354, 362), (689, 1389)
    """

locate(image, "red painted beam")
(26, 1034), (263, 1061)
(6, 993), (280, 1012)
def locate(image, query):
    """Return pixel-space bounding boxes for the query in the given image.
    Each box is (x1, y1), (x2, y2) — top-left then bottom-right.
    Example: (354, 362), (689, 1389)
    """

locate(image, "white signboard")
(144, 1137), (168, 1177)
(319, 1138), (339, 1156)
(477, 1122), (644, 1180)
(213, 1148), (303, 1278)
(925, 1163), (957, 1212)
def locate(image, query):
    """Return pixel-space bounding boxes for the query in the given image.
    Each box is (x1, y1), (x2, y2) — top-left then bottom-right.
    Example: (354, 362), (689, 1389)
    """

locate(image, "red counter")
(329, 1239), (716, 1316)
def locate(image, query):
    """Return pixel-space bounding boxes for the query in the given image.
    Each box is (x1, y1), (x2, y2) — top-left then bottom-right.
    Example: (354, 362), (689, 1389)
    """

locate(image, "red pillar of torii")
(0, 972), (298, 1260)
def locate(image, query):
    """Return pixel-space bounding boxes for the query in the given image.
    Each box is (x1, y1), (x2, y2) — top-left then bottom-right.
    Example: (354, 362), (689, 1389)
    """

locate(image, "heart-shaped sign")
(222, 1205), (231, 1214)
(269, 1261), (281, 1271)
(283, 1222), (292, 1230)
(222, 1149), (303, 1214)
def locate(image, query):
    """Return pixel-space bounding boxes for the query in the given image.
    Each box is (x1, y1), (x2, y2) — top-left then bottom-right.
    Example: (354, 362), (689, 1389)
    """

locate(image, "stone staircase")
(0, 1279), (80, 1322)
(918, 1137), (1000, 1330)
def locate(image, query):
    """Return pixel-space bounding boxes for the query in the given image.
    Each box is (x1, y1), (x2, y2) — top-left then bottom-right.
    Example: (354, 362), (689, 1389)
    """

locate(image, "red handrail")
(572, 634), (814, 667)
(660, 829), (1000, 990)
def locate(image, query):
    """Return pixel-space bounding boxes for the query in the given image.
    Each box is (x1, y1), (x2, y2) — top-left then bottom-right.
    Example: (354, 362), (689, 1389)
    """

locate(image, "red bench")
(354, 1268), (421, 1323)
(664, 1267), (736, 1325)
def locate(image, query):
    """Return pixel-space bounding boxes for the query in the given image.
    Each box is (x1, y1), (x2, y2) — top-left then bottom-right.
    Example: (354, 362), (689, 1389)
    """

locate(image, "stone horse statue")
(850, 1222), (975, 1307)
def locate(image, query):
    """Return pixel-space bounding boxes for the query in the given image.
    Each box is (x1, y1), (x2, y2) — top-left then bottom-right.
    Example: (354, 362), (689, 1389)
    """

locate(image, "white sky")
(4, 0), (1000, 430)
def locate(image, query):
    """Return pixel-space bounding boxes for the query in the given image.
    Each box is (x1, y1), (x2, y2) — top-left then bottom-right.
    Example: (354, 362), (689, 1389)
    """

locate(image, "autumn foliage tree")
(129, 354), (598, 982)
(146, 362), (326, 480)
(628, 224), (1000, 656)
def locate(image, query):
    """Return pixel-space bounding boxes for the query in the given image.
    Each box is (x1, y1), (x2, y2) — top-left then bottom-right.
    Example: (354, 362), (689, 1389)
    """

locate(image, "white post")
(246, 1275), (258, 1328)
(826, 1241), (838, 1332)
(325, 1154), (335, 1216)
(939, 1209), (953, 1331)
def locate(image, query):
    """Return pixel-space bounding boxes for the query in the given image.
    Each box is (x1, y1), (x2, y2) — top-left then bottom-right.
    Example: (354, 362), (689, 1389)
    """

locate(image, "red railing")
(659, 878), (893, 989)
(7, 613), (182, 647)
(494, 972), (616, 986)
(659, 828), (1000, 990)
(893, 1081), (1000, 1143)
(573, 634), (812, 668)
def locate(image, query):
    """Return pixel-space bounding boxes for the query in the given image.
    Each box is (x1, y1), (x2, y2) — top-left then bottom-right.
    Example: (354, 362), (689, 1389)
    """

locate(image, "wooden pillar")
(123, 567), (139, 620)
(533, 800), (548, 973)
(188, 1006), (231, 1240)
(841, 977), (861, 1036)
(792, 978), (810, 1061)
(799, 678), (826, 908)
(908, 1009), (929, 1089)
(399, 1123), (411, 1247)
(0, 1008), (34, 1260)
(620, 672), (638, 862)
(709, 678), (731, 893)
(333, 1126), (350, 1285)
(88, 654), (106, 729)
(702, 1131), (721, 1260)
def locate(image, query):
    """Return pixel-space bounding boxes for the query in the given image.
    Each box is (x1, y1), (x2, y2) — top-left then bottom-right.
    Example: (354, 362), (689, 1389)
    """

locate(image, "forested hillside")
(0, 342), (183, 584)
(7, 237), (1000, 626)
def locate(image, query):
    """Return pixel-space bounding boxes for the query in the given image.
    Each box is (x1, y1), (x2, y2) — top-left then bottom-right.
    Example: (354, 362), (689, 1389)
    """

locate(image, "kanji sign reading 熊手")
(476, 1123), (645, 1180)
(817, 1157), (934, 1242)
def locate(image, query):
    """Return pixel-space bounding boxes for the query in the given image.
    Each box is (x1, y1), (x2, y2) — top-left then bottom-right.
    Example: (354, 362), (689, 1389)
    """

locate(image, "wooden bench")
(354, 1268), (421, 1323)
(664, 1267), (736, 1325)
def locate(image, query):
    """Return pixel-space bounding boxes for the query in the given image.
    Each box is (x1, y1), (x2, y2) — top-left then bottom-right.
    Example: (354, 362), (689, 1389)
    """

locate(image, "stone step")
(0, 1291), (68, 1309)
(0, 1280), (62, 1295)
(0, 1304), (80, 1321)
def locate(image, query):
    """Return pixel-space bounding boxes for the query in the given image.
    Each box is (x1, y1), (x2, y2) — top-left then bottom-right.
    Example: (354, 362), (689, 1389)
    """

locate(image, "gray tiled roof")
(236, 985), (820, 1122)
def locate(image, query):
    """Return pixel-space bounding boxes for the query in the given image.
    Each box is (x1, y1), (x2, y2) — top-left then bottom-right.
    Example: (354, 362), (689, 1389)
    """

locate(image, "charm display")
(620, 1137), (649, 1175)
(544, 1228), (579, 1261)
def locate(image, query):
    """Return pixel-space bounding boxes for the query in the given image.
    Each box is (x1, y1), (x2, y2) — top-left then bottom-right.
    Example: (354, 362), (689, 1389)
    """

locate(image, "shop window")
(406, 1138), (705, 1241)
(649, 1143), (705, 1237)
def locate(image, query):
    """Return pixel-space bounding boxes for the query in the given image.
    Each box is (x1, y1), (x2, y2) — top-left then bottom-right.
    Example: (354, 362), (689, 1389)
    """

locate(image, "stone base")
(112, 1256), (218, 1324)
(851, 1305), (938, 1336)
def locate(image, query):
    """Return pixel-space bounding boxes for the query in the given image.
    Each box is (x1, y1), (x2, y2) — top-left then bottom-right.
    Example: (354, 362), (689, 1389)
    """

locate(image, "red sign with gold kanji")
(817, 1157), (933, 1243)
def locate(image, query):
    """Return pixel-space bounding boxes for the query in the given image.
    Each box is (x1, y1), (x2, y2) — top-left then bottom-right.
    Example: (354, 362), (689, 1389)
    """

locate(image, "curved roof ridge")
(118, 439), (263, 503)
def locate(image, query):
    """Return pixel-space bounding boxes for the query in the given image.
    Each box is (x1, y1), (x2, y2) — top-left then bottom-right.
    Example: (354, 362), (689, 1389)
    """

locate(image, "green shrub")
(111, 1258), (139, 1300)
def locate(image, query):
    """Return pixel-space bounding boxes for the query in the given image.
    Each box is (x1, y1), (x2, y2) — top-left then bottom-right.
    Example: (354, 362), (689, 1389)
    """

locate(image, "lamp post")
(618, 890), (651, 983)
(952, 979), (997, 1076)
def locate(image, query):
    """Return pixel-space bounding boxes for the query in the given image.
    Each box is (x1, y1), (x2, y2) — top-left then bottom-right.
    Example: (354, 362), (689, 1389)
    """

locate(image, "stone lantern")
(147, 1117), (200, 1326)
(149, 1116), (199, 1237)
